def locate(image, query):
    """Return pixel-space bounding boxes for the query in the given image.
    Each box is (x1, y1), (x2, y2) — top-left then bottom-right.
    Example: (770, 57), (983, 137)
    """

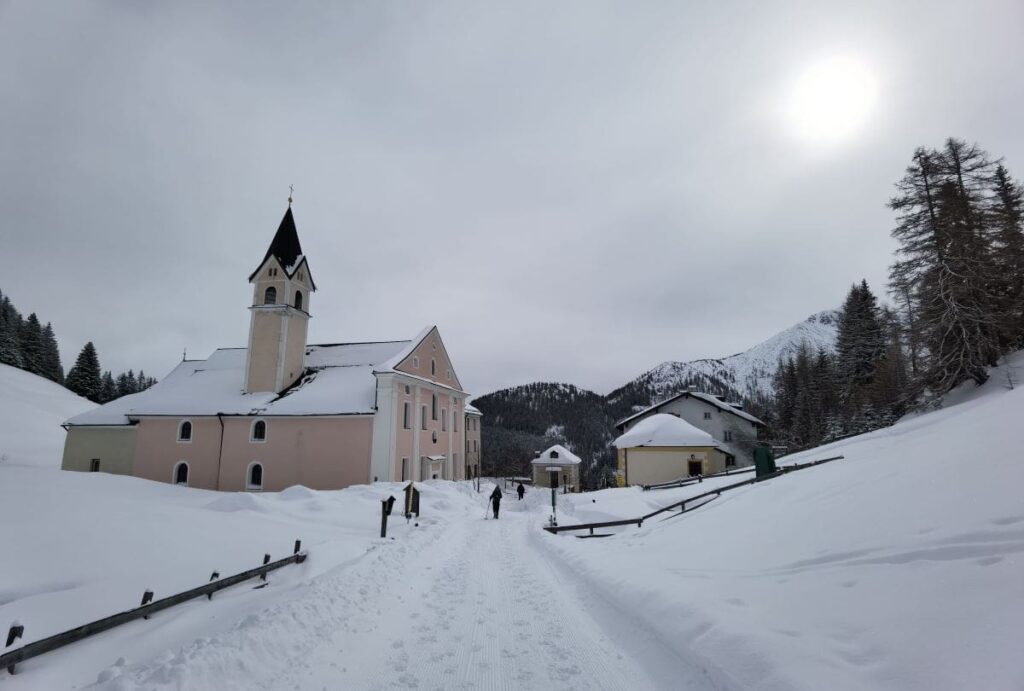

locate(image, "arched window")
(247, 462), (264, 490)
(173, 461), (189, 486)
(251, 419), (266, 442)
(178, 420), (192, 442)
(264, 286), (277, 305)
(294, 291), (303, 310)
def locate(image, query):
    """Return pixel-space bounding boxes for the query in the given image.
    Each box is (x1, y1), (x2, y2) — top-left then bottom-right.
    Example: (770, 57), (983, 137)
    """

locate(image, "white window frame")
(250, 418), (268, 443)
(172, 460), (190, 486)
(412, 356), (419, 369)
(723, 430), (733, 442)
(246, 461), (264, 491)
(177, 419), (193, 443)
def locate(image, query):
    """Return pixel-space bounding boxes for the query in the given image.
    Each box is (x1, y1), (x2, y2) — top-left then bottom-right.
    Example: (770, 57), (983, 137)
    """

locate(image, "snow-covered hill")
(538, 350), (1024, 691)
(0, 363), (95, 467)
(617, 309), (839, 404)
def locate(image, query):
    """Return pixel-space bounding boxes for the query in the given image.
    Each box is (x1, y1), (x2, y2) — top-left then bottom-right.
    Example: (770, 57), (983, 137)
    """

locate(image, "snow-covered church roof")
(64, 339), (414, 426)
(530, 444), (582, 465)
(614, 414), (718, 449)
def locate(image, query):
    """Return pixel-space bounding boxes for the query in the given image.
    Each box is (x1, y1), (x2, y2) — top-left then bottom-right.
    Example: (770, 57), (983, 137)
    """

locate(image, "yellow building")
(614, 414), (728, 487)
(531, 445), (582, 492)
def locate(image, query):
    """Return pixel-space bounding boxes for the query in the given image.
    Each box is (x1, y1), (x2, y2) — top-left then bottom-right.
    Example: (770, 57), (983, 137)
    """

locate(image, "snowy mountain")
(0, 363), (95, 467)
(609, 309), (839, 410)
(477, 310), (839, 472)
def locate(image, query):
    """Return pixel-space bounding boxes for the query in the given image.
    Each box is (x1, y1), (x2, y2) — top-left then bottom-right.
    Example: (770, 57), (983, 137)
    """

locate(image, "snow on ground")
(4, 355), (1024, 690)
(0, 364), (94, 467)
(535, 351), (1024, 691)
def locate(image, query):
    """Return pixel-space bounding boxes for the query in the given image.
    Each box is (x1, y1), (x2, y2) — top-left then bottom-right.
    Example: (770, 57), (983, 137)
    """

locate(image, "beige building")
(464, 403), (482, 480)
(62, 205), (471, 491)
(615, 391), (766, 468)
(531, 445), (582, 492)
(614, 414), (729, 486)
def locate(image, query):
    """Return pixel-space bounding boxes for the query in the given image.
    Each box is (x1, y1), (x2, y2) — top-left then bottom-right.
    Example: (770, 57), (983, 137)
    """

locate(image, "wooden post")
(207, 572), (220, 600)
(380, 499), (389, 538)
(293, 540), (301, 555)
(140, 590), (154, 619)
(5, 624), (23, 674)
(260, 554), (270, 581)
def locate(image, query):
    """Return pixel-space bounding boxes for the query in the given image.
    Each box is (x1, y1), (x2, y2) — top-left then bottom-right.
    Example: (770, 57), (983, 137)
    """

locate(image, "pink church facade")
(62, 207), (472, 491)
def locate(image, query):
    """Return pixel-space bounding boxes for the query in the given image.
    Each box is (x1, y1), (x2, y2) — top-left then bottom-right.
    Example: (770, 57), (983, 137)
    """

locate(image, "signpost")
(547, 467), (560, 527)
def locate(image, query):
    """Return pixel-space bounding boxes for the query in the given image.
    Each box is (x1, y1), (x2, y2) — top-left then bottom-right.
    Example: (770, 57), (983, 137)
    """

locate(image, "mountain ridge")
(475, 309), (840, 480)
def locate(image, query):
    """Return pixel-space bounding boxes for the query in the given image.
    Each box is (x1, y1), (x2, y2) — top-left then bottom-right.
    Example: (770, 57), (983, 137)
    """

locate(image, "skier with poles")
(489, 484), (503, 519)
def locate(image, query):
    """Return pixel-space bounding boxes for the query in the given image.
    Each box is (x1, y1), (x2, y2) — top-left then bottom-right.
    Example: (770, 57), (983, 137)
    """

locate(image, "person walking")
(489, 485), (503, 519)
(516, 482), (525, 501)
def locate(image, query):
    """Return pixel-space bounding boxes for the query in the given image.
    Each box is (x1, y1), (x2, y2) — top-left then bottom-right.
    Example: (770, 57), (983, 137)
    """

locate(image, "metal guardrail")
(643, 465), (756, 491)
(544, 455), (845, 534)
(1, 540), (307, 675)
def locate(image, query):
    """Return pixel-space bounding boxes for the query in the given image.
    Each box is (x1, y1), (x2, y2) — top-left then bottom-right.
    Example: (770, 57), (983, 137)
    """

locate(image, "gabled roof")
(248, 207), (317, 289)
(615, 390), (766, 430)
(614, 413), (718, 449)
(530, 444), (582, 465)
(64, 340), (411, 426)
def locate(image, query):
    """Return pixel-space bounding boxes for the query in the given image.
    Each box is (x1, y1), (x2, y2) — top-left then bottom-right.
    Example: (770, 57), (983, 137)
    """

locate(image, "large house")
(61, 206), (471, 491)
(614, 413), (726, 486)
(464, 403), (482, 479)
(614, 391), (766, 468)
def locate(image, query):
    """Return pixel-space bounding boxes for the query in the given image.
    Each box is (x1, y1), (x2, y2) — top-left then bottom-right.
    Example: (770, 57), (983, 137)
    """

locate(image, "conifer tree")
(65, 342), (103, 402)
(99, 371), (118, 403)
(989, 164), (1024, 349)
(18, 313), (44, 376)
(40, 322), (64, 383)
(0, 294), (23, 368)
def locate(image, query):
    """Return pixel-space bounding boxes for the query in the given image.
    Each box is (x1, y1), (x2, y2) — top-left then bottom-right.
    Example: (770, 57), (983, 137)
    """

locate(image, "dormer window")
(294, 291), (303, 310)
(550, 450), (559, 459)
(264, 287), (277, 305)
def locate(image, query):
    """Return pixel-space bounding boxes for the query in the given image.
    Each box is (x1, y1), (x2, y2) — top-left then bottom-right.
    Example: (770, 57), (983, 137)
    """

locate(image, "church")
(61, 205), (473, 491)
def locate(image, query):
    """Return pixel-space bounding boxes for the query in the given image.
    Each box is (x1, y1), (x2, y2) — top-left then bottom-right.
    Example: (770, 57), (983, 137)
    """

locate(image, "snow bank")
(0, 363), (94, 467)
(0, 468), (481, 690)
(613, 412), (717, 448)
(537, 351), (1024, 691)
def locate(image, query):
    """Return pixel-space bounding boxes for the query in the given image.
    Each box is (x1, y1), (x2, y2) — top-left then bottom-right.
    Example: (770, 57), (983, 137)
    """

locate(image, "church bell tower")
(244, 202), (316, 394)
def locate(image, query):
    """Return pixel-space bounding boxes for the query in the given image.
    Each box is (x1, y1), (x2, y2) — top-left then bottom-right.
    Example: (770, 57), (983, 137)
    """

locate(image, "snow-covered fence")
(545, 456), (845, 536)
(1, 539), (308, 675)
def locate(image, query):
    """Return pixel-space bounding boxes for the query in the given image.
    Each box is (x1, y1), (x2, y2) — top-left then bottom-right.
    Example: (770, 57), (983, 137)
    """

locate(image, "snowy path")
(94, 486), (710, 691)
(271, 498), (695, 690)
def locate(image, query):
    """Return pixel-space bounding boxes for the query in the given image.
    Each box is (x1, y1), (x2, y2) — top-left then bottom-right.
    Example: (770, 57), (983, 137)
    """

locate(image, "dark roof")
(614, 391), (766, 430)
(248, 207), (316, 289)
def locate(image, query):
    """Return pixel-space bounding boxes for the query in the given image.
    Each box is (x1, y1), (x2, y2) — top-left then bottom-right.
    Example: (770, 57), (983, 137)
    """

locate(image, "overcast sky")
(1, 1), (1022, 397)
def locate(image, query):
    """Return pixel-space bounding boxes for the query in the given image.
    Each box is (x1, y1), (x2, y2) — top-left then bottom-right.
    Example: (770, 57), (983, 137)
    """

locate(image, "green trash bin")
(753, 445), (777, 479)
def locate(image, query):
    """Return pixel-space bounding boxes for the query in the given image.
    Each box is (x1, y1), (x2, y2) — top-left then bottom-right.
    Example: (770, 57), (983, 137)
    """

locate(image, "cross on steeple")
(288, 185), (294, 207)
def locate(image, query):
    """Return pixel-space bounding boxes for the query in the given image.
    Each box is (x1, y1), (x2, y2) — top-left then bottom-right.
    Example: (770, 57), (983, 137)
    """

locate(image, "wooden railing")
(1, 540), (307, 675)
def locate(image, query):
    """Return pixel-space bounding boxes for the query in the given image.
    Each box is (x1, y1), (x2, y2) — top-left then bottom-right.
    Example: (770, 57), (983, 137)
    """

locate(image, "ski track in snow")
(99, 494), (699, 691)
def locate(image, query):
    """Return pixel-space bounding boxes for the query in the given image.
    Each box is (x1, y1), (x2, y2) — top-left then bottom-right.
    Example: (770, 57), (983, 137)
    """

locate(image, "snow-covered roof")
(64, 340), (413, 426)
(616, 391), (765, 429)
(614, 414), (718, 449)
(465, 403), (482, 416)
(530, 444), (582, 465)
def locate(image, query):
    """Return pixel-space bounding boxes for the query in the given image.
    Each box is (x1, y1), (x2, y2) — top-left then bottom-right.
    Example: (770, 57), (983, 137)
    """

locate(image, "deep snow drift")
(0, 363), (94, 467)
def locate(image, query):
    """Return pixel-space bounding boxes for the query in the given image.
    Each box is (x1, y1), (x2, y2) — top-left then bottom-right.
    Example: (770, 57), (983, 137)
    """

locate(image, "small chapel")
(61, 204), (472, 491)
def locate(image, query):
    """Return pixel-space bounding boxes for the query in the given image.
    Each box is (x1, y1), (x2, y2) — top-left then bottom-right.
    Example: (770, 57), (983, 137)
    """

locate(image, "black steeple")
(248, 207), (315, 288)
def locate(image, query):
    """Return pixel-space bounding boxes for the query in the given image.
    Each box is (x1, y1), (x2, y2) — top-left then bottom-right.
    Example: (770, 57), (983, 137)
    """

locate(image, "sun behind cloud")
(785, 56), (878, 145)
